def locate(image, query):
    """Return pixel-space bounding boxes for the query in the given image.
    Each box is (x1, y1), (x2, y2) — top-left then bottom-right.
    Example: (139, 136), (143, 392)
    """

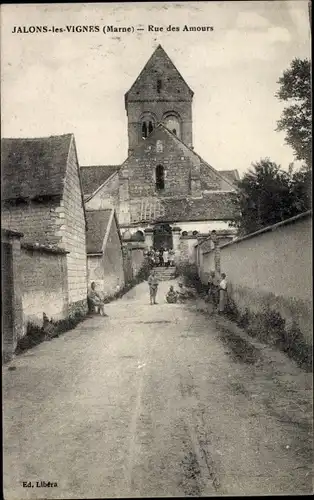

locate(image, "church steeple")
(125, 45), (194, 155)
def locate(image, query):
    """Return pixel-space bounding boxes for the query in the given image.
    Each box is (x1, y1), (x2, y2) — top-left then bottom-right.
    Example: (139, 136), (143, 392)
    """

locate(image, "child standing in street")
(148, 269), (159, 305)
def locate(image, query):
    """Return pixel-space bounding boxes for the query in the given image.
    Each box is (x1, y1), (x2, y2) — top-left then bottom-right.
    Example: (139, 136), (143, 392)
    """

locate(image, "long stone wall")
(198, 212), (312, 345)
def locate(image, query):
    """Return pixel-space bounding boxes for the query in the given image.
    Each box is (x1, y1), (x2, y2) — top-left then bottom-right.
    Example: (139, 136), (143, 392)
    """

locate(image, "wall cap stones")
(21, 242), (69, 254)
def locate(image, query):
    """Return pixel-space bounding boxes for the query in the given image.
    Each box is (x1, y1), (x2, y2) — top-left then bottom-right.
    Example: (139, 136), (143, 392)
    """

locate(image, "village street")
(3, 280), (313, 499)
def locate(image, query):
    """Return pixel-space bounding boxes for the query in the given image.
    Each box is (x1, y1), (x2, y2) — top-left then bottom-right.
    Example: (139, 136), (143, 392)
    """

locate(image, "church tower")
(125, 45), (194, 155)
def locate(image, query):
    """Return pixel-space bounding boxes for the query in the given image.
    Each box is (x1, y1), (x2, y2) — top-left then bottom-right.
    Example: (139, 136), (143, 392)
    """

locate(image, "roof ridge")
(1, 133), (73, 142)
(86, 208), (113, 212)
(80, 164), (120, 169)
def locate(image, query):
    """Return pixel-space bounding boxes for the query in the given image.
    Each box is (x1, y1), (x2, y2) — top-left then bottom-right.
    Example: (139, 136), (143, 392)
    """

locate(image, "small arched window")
(142, 119), (154, 139)
(156, 165), (165, 191)
(157, 79), (162, 93)
(172, 128), (177, 135)
(142, 122), (148, 139)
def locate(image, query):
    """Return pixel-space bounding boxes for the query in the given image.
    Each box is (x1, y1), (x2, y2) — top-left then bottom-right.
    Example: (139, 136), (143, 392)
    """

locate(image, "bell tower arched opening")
(162, 112), (182, 139)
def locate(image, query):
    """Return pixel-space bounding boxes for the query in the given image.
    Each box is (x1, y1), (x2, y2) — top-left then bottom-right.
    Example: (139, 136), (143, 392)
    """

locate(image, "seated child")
(166, 285), (178, 303)
(177, 283), (190, 302)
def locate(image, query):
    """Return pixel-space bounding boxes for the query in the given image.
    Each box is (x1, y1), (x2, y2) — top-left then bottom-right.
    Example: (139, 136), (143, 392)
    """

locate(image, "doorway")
(153, 223), (173, 250)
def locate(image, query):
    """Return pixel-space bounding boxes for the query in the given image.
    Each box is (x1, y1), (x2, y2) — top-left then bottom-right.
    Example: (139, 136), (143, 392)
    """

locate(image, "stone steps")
(152, 267), (176, 281)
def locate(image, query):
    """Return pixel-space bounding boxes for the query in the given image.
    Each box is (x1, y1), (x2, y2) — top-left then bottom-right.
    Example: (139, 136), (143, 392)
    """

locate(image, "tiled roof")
(80, 165), (119, 196)
(86, 209), (113, 253)
(1, 134), (73, 200)
(130, 192), (237, 224)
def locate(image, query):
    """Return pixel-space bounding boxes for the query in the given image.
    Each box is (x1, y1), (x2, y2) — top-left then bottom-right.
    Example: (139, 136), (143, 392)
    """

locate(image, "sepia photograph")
(1, 1), (312, 498)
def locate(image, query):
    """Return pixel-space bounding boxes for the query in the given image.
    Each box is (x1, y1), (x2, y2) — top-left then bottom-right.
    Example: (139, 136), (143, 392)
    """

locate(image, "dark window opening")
(148, 121), (154, 135)
(156, 165), (165, 191)
(182, 231), (188, 236)
(172, 128), (177, 135)
(142, 121), (148, 139)
(157, 79), (162, 93)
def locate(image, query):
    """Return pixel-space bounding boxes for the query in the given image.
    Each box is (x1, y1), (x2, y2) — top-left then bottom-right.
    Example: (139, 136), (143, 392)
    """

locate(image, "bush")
(225, 304), (312, 371)
(15, 309), (86, 355)
(176, 261), (207, 296)
(15, 322), (45, 353)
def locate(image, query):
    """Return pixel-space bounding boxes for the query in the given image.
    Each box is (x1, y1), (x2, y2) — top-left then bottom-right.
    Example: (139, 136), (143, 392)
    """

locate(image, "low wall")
(130, 244), (146, 276)
(19, 244), (69, 326)
(200, 212), (312, 345)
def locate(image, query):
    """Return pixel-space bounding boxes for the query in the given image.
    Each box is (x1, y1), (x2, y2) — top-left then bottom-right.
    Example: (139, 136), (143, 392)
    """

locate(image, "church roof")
(80, 165), (120, 196)
(129, 192), (237, 224)
(125, 45), (194, 103)
(86, 208), (114, 253)
(1, 134), (73, 200)
(160, 192), (237, 222)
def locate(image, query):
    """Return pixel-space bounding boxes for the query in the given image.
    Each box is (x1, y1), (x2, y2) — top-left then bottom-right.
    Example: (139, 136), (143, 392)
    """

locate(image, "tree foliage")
(276, 58), (311, 168)
(230, 158), (311, 236)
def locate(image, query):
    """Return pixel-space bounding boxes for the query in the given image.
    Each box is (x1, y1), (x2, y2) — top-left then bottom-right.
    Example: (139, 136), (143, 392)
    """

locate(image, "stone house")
(86, 208), (125, 295)
(1, 133), (88, 315)
(82, 45), (238, 258)
(1, 229), (24, 361)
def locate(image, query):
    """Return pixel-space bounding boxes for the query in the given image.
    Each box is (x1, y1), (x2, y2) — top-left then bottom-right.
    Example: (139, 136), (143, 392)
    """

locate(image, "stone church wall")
(125, 127), (196, 199)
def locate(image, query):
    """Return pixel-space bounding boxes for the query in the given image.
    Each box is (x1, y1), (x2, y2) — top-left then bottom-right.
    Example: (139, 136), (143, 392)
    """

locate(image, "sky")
(1, 1), (311, 176)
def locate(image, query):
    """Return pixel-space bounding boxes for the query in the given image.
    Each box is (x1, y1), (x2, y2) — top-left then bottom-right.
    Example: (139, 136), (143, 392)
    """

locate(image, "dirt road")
(3, 280), (312, 498)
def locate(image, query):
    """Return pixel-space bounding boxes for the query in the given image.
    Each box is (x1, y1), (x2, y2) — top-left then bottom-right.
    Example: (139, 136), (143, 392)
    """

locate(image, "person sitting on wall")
(166, 285), (178, 304)
(87, 282), (108, 316)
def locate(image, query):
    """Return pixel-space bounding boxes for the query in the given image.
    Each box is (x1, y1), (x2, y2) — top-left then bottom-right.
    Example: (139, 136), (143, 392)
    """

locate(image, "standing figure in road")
(87, 282), (108, 316)
(218, 273), (228, 314)
(148, 269), (159, 305)
(163, 248), (169, 267)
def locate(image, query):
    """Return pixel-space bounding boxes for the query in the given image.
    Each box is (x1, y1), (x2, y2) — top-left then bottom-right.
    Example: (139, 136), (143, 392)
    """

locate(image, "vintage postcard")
(1, 1), (312, 498)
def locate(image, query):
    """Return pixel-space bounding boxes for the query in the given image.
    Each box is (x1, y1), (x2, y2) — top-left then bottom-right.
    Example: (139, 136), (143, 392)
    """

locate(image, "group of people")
(147, 270), (196, 306)
(145, 247), (175, 267)
(87, 269), (229, 316)
(206, 270), (228, 314)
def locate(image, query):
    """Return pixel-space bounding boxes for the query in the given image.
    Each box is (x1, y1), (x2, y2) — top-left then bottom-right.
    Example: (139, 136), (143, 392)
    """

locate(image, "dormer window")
(157, 79), (162, 93)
